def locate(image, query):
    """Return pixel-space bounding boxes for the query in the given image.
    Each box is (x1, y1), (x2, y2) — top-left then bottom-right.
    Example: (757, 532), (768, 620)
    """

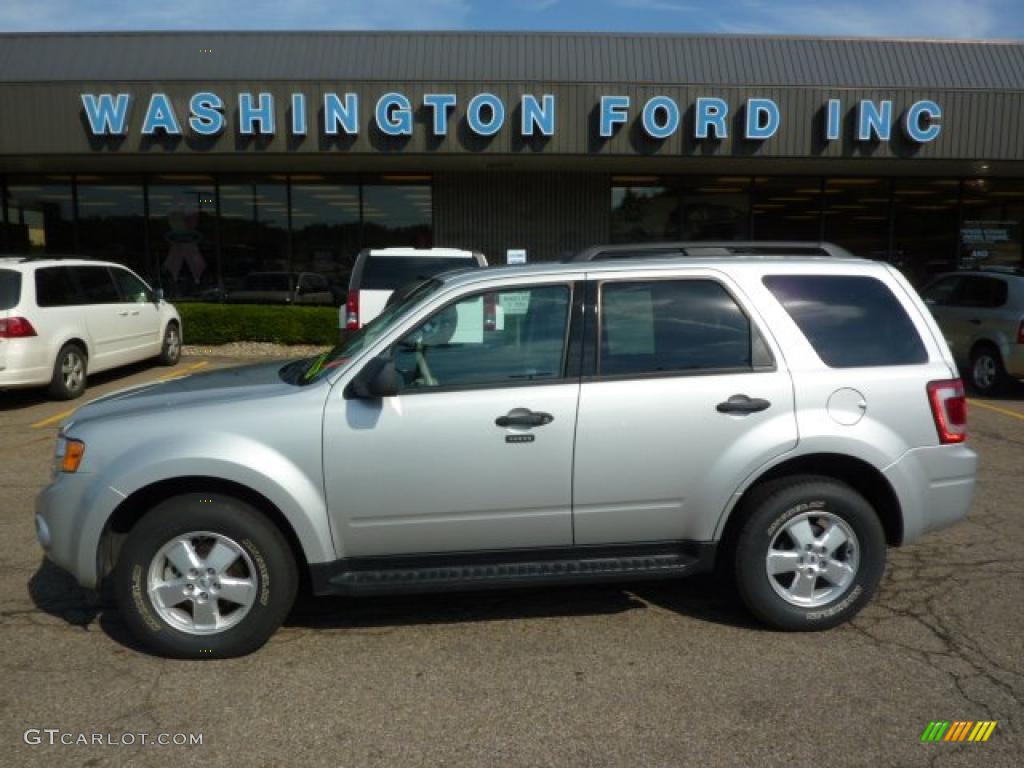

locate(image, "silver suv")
(36, 249), (977, 658)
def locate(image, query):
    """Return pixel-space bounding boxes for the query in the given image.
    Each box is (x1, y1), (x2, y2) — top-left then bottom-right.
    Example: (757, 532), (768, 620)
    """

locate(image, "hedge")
(177, 302), (339, 346)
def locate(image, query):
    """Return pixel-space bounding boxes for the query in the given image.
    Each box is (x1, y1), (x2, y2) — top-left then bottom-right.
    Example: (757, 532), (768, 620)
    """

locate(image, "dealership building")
(1, 30), (1024, 299)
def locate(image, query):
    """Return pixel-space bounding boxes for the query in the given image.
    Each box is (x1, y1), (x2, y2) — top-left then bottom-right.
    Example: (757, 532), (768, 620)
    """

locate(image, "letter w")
(81, 93), (132, 135)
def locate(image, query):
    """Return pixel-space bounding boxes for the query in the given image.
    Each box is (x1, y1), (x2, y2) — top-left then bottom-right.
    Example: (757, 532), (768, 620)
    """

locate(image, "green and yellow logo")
(921, 721), (997, 742)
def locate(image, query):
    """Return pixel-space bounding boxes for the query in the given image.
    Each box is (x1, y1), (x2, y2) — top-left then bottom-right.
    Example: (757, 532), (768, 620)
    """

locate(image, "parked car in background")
(0, 257), (181, 399)
(227, 271), (336, 306)
(345, 247), (487, 329)
(37, 247), (975, 657)
(920, 268), (1024, 395)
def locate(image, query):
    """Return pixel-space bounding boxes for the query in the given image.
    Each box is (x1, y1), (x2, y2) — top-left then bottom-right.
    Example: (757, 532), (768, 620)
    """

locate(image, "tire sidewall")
(159, 322), (181, 366)
(735, 480), (886, 631)
(115, 494), (297, 658)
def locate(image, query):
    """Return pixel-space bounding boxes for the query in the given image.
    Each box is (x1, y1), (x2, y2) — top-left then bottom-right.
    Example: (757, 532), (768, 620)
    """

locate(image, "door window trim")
(584, 275), (777, 383)
(379, 280), (583, 397)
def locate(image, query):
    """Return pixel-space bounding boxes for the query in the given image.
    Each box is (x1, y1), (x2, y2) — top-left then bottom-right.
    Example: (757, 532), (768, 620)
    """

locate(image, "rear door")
(70, 266), (126, 370)
(110, 267), (162, 360)
(572, 270), (797, 545)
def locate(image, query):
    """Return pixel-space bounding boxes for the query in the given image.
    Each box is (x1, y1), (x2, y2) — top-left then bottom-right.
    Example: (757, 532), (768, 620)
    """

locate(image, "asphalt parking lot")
(1, 357), (1022, 767)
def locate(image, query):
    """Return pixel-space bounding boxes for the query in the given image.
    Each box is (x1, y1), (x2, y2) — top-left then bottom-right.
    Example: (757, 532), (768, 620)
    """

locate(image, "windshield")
(298, 279), (442, 384)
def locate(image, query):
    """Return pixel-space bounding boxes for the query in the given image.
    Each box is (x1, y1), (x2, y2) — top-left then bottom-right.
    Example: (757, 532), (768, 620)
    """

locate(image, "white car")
(0, 257), (181, 399)
(344, 247), (487, 329)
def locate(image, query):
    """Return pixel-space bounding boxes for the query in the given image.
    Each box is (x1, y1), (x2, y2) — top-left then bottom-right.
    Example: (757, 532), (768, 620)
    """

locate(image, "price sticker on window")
(500, 292), (531, 315)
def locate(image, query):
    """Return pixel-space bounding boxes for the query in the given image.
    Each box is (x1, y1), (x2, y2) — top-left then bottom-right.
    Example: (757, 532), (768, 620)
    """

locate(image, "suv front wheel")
(734, 476), (886, 631)
(114, 493), (298, 658)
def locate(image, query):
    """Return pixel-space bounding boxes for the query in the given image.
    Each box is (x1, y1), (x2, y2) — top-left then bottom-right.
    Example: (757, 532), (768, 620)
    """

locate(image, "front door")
(572, 274), (798, 545)
(110, 267), (162, 360)
(323, 281), (580, 558)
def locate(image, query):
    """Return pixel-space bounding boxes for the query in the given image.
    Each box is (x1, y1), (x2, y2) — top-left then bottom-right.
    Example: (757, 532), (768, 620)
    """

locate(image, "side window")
(920, 276), (962, 306)
(392, 285), (571, 390)
(111, 268), (152, 303)
(956, 276), (1006, 308)
(34, 267), (81, 308)
(764, 275), (928, 368)
(599, 280), (755, 376)
(71, 267), (120, 304)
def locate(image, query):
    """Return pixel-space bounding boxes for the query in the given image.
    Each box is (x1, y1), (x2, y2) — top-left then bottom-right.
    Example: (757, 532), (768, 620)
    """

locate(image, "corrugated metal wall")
(434, 172), (609, 262)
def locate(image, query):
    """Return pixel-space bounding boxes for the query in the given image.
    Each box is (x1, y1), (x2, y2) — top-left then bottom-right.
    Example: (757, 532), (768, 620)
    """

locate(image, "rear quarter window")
(34, 267), (81, 307)
(0, 269), (21, 310)
(764, 275), (928, 368)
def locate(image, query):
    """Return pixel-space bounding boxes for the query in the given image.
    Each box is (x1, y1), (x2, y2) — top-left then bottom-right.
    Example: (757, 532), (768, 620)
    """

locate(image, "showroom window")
(751, 177), (823, 241)
(822, 178), (891, 260)
(218, 178), (290, 299)
(360, 180), (433, 250)
(892, 179), (960, 284)
(611, 182), (678, 242)
(76, 176), (149, 280)
(679, 177), (750, 241)
(289, 177), (361, 304)
(147, 175), (219, 301)
(960, 179), (1024, 271)
(3, 176), (75, 254)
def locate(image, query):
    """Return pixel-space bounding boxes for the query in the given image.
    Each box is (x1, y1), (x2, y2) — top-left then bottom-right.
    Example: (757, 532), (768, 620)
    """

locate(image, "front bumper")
(884, 443), (978, 545)
(35, 472), (122, 589)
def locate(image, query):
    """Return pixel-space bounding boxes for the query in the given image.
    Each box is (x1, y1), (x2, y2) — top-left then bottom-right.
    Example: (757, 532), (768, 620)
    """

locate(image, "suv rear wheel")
(969, 344), (1007, 396)
(734, 476), (886, 631)
(114, 493), (298, 659)
(47, 342), (87, 400)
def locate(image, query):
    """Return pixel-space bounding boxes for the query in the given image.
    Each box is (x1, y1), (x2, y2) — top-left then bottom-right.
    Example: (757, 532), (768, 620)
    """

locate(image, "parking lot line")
(30, 407), (76, 429)
(969, 399), (1024, 422)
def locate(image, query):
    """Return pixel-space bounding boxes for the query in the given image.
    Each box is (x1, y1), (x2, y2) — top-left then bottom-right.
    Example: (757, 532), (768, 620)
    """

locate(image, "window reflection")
(680, 177), (750, 240)
(148, 175), (218, 300)
(611, 183), (678, 242)
(4, 176), (74, 254)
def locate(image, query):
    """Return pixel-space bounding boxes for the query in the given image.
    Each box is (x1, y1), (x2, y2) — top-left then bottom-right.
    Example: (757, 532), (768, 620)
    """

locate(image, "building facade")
(2, 31), (1024, 301)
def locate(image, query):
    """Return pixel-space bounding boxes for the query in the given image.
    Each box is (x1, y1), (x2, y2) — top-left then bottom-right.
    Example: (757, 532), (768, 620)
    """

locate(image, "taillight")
(1017, 318), (1024, 344)
(345, 291), (360, 330)
(927, 379), (968, 444)
(0, 317), (37, 338)
(483, 293), (497, 331)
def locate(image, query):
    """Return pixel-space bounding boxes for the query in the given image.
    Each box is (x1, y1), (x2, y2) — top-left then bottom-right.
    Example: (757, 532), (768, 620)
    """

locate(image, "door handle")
(495, 408), (554, 428)
(117, 310), (129, 316)
(716, 394), (771, 415)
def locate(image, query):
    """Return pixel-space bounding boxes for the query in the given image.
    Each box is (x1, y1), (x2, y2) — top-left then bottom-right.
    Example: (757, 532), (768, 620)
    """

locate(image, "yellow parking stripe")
(969, 399), (1024, 422)
(30, 407), (76, 429)
(31, 361), (210, 429)
(156, 360), (208, 381)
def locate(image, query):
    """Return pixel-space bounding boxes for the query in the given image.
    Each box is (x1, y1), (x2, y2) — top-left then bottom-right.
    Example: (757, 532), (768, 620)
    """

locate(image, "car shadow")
(28, 559), (762, 656)
(0, 359), (167, 412)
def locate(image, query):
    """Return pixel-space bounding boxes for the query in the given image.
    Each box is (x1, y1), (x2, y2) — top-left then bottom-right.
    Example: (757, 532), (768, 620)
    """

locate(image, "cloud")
(0, 0), (474, 31)
(720, 0), (1000, 39)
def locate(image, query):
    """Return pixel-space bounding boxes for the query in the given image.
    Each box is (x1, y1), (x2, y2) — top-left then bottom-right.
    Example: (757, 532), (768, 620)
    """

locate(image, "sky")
(0, 0), (1021, 40)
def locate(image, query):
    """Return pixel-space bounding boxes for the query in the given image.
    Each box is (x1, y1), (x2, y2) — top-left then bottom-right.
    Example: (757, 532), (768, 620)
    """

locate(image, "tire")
(733, 476), (886, 631)
(158, 321), (181, 366)
(968, 344), (1007, 396)
(114, 493), (298, 659)
(47, 343), (88, 400)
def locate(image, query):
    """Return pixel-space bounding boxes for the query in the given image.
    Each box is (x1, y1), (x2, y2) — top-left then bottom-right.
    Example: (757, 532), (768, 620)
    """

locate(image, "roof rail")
(568, 241), (859, 262)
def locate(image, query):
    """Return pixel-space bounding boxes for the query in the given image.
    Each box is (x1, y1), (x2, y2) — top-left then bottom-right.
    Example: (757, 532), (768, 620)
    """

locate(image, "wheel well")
(719, 453), (904, 553)
(969, 339), (1000, 359)
(99, 476), (309, 587)
(62, 338), (89, 359)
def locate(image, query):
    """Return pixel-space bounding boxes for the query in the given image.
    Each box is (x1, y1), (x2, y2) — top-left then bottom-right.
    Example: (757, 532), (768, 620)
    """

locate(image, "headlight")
(54, 436), (86, 474)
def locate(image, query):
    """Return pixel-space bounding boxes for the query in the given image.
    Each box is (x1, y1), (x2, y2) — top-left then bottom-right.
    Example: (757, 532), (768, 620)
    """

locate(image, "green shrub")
(177, 303), (339, 346)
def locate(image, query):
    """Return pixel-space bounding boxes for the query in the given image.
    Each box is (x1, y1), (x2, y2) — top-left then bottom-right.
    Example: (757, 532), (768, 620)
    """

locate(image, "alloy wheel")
(61, 350), (85, 391)
(972, 354), (996, 391)
(765, 511), (860, 608)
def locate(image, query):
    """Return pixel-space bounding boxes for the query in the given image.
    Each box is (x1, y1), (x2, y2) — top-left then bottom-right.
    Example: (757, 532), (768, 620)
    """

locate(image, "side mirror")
(345, 356), (401, 399)
(154, 288), (165, 303)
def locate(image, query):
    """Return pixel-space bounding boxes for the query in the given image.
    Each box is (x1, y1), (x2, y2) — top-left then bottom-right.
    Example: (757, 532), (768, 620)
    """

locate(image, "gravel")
(182, 342), (331, 359)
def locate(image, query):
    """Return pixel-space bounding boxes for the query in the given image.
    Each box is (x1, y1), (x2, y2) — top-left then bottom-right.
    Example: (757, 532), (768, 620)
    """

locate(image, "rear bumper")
(884, 443), (978, 545)
(1005, 344), (1024, 379)
(0, 338), (52, 389)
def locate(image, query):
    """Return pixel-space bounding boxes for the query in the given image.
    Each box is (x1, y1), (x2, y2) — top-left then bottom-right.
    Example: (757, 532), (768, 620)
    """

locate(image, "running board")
(310, 543), (716, 596)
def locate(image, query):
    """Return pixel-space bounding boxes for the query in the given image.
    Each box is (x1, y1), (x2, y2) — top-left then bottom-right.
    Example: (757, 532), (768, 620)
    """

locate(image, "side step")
(312, 543), (715, 596)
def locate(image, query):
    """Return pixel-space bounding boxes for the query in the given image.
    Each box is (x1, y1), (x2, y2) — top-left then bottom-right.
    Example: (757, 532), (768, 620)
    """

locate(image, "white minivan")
(344, 247), (487, 329)
(0, 257), (181, 399)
